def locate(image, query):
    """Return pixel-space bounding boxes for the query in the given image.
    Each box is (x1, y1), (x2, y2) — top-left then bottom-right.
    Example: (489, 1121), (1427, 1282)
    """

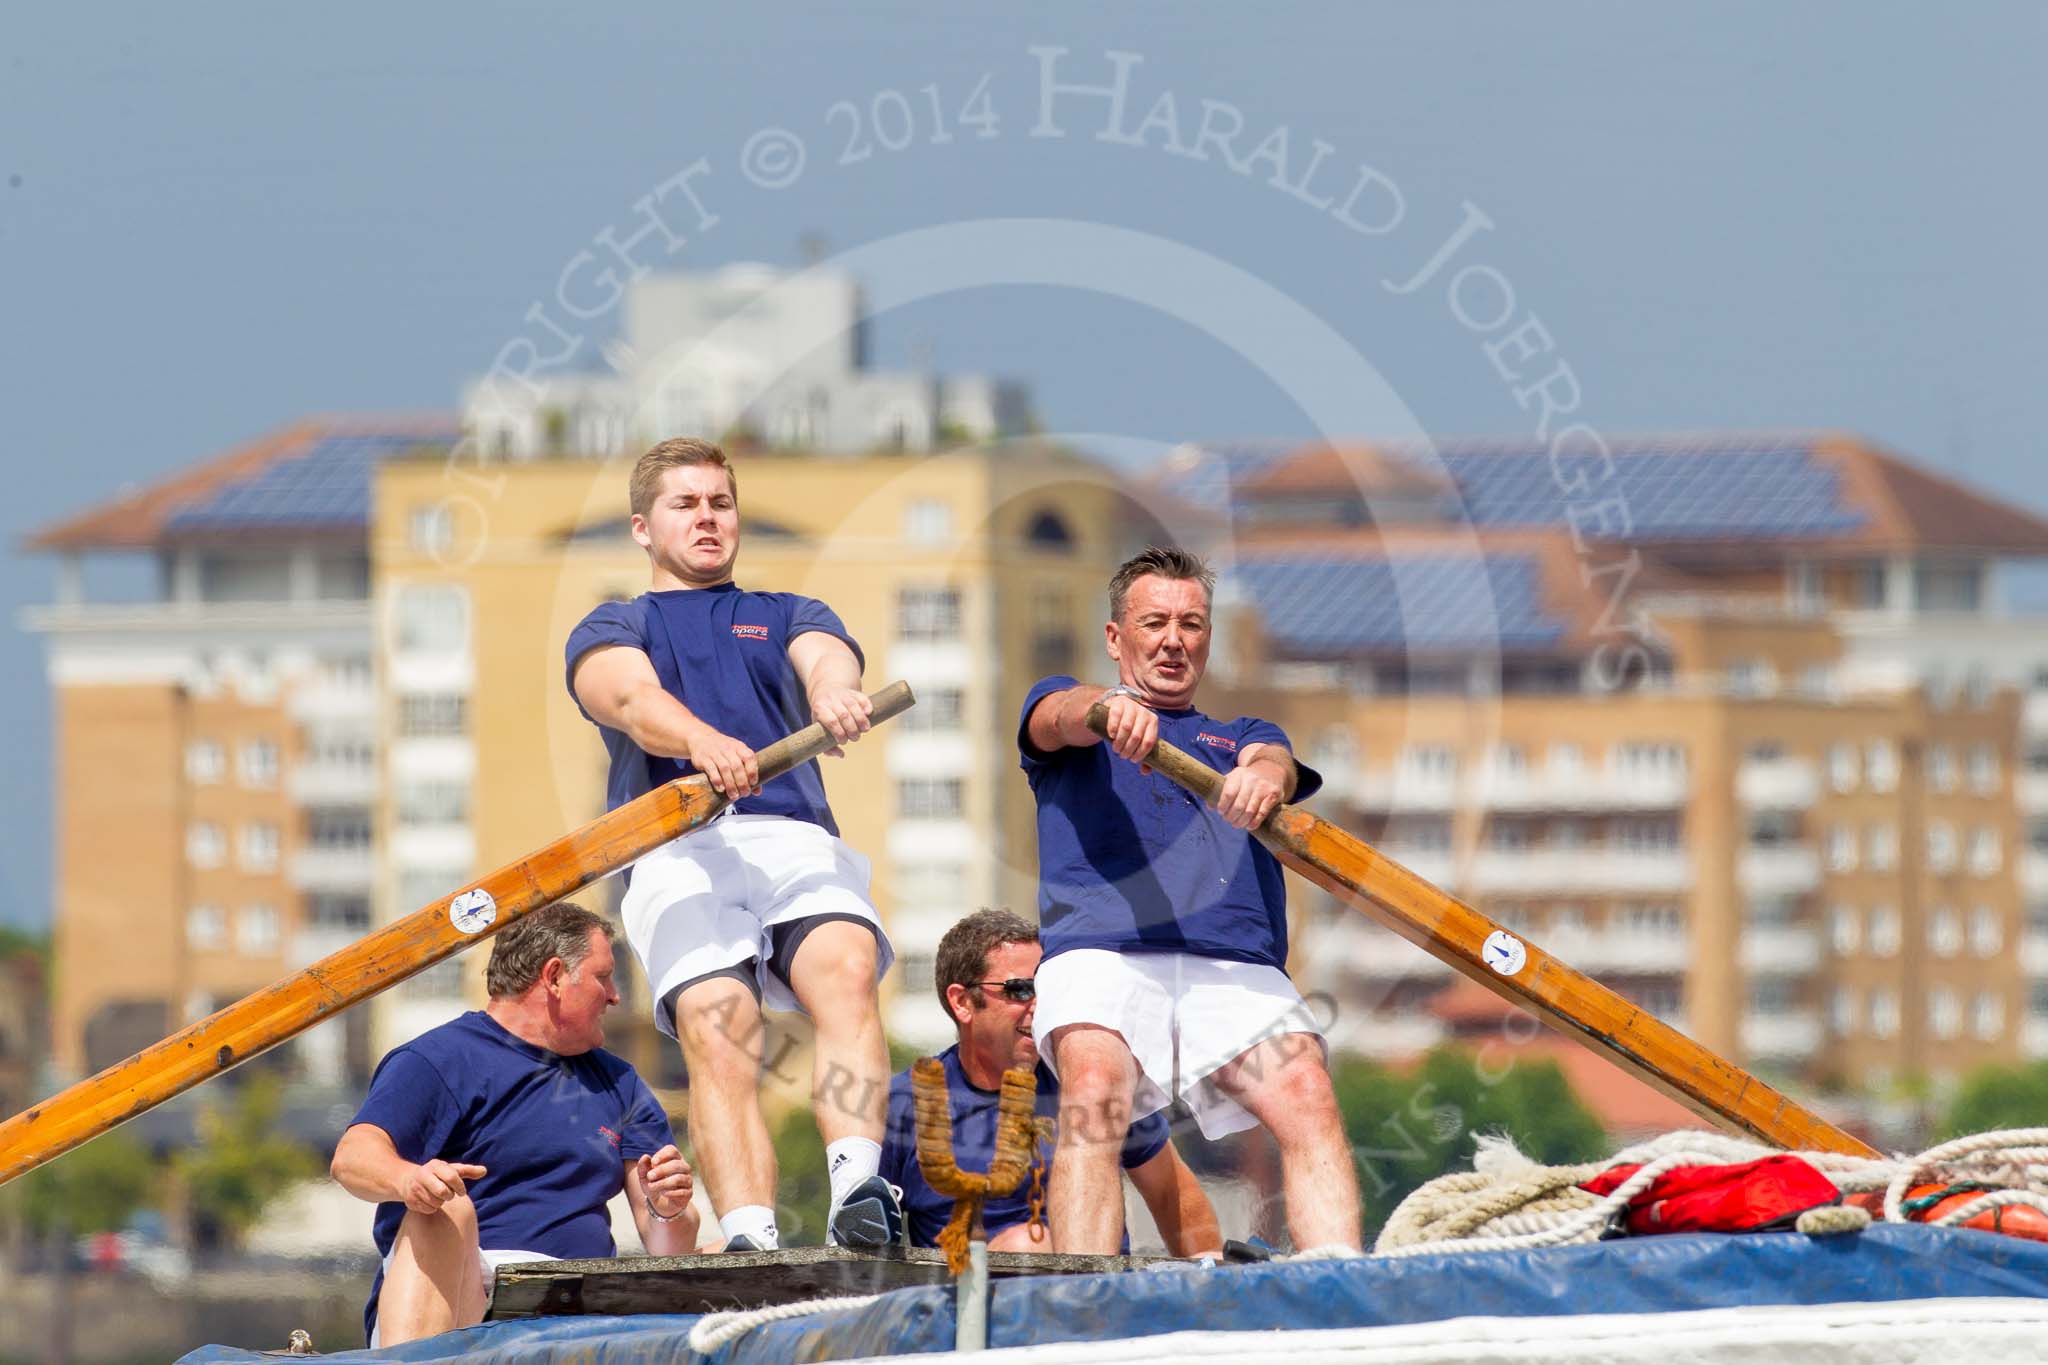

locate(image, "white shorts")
(368, 1246), (551, 1347)
(1032, 949), (1328, 1140)
(621, 813), (891, 1031)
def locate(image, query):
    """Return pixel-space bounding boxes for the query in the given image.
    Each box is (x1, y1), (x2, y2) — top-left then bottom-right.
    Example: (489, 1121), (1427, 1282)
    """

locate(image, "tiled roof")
(1174, 432), (2048, 555)
(1231, 551), (1567, 655)
(25, 416), (460, 550)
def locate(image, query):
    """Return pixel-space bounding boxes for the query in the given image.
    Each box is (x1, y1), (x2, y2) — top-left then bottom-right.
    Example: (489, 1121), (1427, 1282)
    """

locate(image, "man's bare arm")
(570, 644), (759, 796)
(331, 1123), (486, 1216)
(787, 631), (871, 750)
(1025, 685), (1158, 768)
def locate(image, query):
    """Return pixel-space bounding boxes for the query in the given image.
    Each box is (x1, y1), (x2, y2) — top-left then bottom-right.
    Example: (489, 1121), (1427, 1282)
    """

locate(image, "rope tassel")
(912, 1058), (1042, 1273)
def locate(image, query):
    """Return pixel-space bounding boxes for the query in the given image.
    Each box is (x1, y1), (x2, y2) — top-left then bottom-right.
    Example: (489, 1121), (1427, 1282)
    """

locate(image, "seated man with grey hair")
(331, 902), (697, 1347)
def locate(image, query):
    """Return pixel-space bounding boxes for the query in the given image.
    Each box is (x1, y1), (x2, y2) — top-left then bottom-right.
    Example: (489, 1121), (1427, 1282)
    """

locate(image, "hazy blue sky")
(4, 2), (2045, 929)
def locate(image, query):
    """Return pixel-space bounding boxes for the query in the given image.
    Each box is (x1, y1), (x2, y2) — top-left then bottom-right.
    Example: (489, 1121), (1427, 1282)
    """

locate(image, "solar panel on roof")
(1230, 553), (1564, 654)
(164, 432), (454, 533)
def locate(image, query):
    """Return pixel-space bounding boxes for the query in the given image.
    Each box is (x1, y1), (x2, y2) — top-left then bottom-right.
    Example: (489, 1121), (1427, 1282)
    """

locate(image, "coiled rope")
(1374, 1127), (2048, 1258)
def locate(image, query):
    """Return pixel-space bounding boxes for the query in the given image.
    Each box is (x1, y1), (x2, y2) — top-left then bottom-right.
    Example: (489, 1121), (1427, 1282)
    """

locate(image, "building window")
(1726, 659), (1776, 697)
(1869, 905), (1902, 957)
(903, 499), (953, 545)
(239, 739), (279, 789)
(1612, 742), (1684, 778)
(1548, 743), (1584, 777)
(1829, 986), (1857, 1038)
(401, 958), (468, 1002)
(237, 904), (281, 956)
(1928, 744), (1958, 794)
(1928, 906), (1962, 958)
(186, 740), (225, 785)
(1615, 902), (1684, 937)
(392, 585), (470, 654)
(1869, 989), (1901, 1040)
(1030, 586), (1076, 676)
(1866, 740), (1899, 793)
(1969, 744), (2001, 796)
(1825, 825), (1858, 874)
(1968, 827), (2002, 877)
(1827, 904), (1861, 956)
(409, 502), (456, 557)
(1403, 744), (1458, 779)
(1926, 821), (1959, 874)
(902, 687), (967, 733)
(1487, 821), (1532, 851)
(1969, 905), (2003, 957)
(1551, 819), (1588, 850)
(1972, 991), (2006, 1041)
(187, 821), (226, 868)
(397, 781), (470, 826)
(307, 808), (372, 850)
(186, 904), (228, 951)
(1847, 561), (1887, 609)
(1928, 987), (1962, 1041)
(1613, 817), (1680, 852)
(1916, 563), (1984, 613)
(307, 894), (372, 931)
(1827, 743), (1859, 794)
(1386, 817), (1453, 853)
(898, 777), (964, 820)
(1866, 824), (1898, 873)
(239, 823), (279, 873)
(1025, 509), (1074, 549)
(397, 694), (468, 738)
(897, 587), (962, 642)
(397, 868), (470, 913)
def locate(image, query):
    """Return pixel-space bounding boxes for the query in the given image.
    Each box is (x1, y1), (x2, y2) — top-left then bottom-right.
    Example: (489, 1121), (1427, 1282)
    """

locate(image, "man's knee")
(396, 1192), (479, 1248)
(787, 921), (880, 1012)
(675, 979), (764, 1074)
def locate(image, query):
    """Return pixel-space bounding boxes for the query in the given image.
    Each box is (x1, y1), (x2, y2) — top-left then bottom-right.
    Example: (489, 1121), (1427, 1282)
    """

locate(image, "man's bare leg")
(786, 921), (887, 1144)
(1210, 1033), (1361, 1251)
(674, 976), (777, 1223)
(1046, 1023), (1139, 1254)
(375, 1195), (485, 1346)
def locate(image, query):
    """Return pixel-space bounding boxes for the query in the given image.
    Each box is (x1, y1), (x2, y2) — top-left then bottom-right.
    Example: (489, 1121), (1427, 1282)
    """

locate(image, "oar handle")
(1084, 699), (1238, 809)
(754, 679), (915, 782)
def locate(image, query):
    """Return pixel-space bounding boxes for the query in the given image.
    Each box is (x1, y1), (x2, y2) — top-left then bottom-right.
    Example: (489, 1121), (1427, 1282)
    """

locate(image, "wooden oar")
(0, 681), (916, 1187)
(1088, 704), (1877, 1157)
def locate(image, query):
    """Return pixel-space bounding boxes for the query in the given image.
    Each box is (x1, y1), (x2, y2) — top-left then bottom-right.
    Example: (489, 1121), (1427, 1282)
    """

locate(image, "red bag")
(1578, 1155), (1840, 1235)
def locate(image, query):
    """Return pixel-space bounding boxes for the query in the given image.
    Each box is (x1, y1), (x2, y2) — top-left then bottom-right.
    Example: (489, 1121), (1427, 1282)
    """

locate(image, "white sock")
(718, 1205), (779, 1250)
(826, 1137), (882, 1207)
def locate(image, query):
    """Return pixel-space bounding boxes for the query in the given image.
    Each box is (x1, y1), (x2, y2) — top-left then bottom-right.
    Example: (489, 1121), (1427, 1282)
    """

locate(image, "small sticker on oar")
(1482, 930), (1527, 977)
(449, 888), (497, 934)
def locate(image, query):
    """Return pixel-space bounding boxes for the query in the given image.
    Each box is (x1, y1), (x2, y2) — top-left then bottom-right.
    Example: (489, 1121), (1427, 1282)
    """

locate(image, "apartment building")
(369, 440), (1152, 1066)
(1167, 433), (2048, 1100)
(23, 418), (459, 1087)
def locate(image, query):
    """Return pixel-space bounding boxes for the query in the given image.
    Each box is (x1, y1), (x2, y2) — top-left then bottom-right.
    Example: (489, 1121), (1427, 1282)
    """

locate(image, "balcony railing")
(1737, 757), (1820, 811)
(1325, 1011), (1446, 1060)
(1348, 768), (1689, 813)
(286, 760), (377, 806)
(1739, 846), (1822, 897)
(2023, 852), (2048, 897)
(1466, 848), (1692, 896)
(290, 846), (374, 893)
(2019, 772), (2048, 814)
(1739, 924), (1824, 976)
(1739, 1009), (1824, 1060)
(289, 680), (376, 725)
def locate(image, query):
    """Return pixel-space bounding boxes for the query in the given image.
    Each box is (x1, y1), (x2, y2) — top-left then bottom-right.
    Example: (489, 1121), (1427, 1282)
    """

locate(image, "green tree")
(175, 1078), (320, 1249)
(4, 1129), (157, 1239)
(1938, 1059), (2048, 1140)
(1336, 1045), (1607, 1241)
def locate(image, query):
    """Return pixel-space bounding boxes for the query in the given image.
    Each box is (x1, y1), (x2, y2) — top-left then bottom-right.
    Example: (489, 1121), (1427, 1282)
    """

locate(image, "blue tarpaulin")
(177, 1225), (2048, 1364)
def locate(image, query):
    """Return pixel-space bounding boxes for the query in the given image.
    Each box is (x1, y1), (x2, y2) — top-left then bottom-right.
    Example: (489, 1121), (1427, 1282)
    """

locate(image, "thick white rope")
(685, 1292), (881, 1355)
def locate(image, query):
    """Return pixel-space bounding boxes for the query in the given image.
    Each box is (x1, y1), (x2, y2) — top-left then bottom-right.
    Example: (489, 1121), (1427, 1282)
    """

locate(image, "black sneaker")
(827, 1177), (905, 1249)
(721, 1233), (770, 1253)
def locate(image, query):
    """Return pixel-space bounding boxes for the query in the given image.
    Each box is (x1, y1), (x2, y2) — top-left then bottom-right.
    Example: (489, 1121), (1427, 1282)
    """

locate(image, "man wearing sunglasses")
(1017, 546), (1362, 1256)
(878, 909), (1220, 1255)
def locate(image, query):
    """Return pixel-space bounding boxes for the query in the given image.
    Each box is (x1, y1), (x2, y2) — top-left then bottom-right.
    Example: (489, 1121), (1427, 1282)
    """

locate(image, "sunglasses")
(968, 978), (1036, 1003)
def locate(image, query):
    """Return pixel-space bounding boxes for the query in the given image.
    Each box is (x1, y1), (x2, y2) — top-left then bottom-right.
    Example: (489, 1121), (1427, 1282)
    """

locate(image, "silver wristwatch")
(1100, 684), (1149, 707)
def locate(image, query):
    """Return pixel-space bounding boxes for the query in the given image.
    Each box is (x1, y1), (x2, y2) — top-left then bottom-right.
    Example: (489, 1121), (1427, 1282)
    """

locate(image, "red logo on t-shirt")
(731, 623), (770, 642)
(1195, 732), (1238, 752)
(599, 1125), (621, 1149)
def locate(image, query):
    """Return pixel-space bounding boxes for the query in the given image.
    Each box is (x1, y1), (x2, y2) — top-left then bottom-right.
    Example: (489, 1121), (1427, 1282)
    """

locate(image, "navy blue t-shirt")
(350, 1011), (674, 1342)
(1017, 675), (1322, 968)
(564, 585), (863, 835)
(879, 1046), (1168, 1248)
